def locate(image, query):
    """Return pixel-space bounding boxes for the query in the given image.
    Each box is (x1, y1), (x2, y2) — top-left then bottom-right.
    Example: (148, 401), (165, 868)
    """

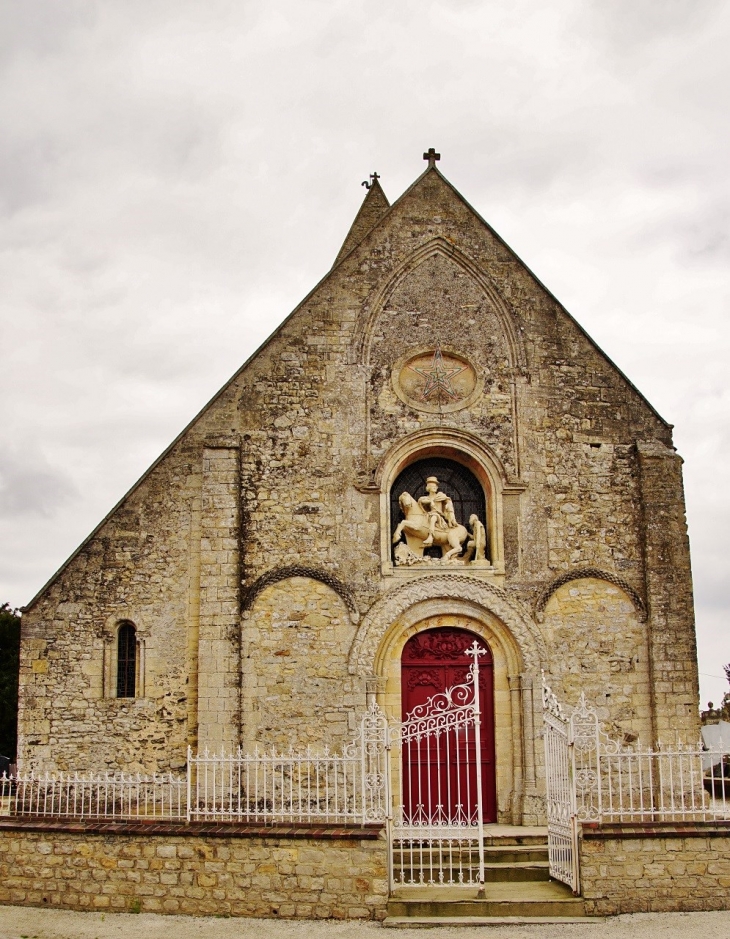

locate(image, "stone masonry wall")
(197, 443), (241, 754)
(16, 447), (197, 774)
(241, 577), (361, 752)
(580, 825), (730, 915)
(637, 442), (700, 744)
(0, 822), (388, 920)
(542, 578), (652, 742)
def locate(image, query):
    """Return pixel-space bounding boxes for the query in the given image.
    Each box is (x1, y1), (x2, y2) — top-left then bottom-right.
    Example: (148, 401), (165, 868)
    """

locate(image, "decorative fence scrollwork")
(543, 679), (730, 894)
(542, 674), (580, 893)
(389, 642), (488, 890)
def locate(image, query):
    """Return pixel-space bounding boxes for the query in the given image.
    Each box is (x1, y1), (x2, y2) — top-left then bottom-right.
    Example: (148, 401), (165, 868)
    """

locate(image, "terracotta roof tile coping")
(582, 820), (730, 838)
(0, 817), (385, 840)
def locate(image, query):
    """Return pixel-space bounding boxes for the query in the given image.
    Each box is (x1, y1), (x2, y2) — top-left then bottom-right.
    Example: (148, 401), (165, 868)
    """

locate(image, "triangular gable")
(23, 161), (670, 612)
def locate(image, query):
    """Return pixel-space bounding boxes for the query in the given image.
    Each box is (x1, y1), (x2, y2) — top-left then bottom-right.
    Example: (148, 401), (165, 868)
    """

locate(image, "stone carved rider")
(392, 476), (487, 564)
(418, 476), (458, 546)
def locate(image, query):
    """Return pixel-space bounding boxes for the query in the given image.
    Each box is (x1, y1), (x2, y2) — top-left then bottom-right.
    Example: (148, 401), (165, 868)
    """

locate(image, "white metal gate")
(542, 676), (580, 893)
(388, 641), (487, 889)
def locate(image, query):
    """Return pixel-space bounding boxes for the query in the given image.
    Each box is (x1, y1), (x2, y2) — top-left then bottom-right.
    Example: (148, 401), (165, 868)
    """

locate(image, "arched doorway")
(401, 625), (497, 823)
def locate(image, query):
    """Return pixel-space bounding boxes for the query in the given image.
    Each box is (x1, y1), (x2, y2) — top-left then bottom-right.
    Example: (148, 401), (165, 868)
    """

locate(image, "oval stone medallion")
(393, 347), (481, 413)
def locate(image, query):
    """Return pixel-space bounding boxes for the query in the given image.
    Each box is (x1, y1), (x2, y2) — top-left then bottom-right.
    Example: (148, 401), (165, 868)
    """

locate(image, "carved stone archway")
(368, 427), (526, 578)
(349, 575), (547, 824)
(348, 574), (545, 675)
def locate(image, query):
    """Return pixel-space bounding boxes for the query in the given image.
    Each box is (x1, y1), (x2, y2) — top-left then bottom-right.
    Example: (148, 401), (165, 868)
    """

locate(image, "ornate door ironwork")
(389, 629), (494, 889)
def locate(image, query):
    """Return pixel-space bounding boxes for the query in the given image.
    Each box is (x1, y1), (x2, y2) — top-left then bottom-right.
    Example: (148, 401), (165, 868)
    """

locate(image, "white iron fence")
(543, 679), (730, 831)
(0, 703), (389, 826)
(542, 678), (580, 893)
(570, 692), (730, 824)
(0, 770), (186, 820)
(188, 703), (388, 824)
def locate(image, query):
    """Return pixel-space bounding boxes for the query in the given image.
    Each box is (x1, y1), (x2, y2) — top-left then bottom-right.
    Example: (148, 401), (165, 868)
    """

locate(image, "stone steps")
(393, 844), (549, 867)
(386, 916), (591, 927)
(385, 882), (587, 925)
(386, 826), (587, 926)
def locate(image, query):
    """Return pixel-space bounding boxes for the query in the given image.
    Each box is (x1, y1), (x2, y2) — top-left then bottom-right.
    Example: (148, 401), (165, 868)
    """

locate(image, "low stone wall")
(580, 822), (730, 915)
(0, 819), (388, 920)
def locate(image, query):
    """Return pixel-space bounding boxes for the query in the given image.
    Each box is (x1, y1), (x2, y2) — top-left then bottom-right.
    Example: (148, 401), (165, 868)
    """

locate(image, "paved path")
(2, 907), (730, 939)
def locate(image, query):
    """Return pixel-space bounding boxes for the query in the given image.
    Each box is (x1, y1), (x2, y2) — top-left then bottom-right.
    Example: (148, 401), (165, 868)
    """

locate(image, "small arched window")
(116, 621), (137, 698)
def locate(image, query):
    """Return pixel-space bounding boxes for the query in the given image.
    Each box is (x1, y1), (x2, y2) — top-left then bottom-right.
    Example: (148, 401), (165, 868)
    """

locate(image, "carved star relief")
(409, 347), (467, 402)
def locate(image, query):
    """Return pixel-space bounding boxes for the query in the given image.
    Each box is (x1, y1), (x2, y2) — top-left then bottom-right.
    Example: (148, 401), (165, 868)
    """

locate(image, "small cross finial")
(465, 640), (486, 663)
(423, 147), (441, 168)
(361, 171), (380, 190)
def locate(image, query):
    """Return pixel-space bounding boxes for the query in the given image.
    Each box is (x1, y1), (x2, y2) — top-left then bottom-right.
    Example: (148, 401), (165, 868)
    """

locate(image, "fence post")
(359, 712), (367, 827)
(186, 745), (192, 823)
(466, 641), (487, 896)
(385, 722), (394, 894)
(567, 717), (580, 894)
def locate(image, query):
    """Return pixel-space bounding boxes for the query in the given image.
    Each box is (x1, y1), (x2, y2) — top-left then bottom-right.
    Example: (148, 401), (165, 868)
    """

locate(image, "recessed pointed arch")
(354, 237), (526, 371)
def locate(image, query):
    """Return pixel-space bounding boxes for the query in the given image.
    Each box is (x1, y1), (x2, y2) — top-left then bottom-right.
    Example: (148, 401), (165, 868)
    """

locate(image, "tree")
(0, 603), (21, 762)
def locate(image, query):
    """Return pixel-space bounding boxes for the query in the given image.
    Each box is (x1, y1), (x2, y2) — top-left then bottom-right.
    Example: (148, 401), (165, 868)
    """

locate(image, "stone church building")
(18, 154), (699, 831)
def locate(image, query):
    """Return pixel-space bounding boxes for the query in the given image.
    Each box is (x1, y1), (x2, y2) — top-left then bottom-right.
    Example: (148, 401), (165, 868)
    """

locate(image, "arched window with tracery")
(390, 457), (487, 561)
(116, 621), (137, 698)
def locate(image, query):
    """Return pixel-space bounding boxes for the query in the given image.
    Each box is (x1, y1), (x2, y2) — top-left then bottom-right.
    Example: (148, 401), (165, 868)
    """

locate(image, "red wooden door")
(401, 627), (496, 824)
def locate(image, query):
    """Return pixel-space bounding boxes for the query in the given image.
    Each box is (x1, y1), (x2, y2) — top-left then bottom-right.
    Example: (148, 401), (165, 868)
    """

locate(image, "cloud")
(0, 0), (728, 706)
(0, 448), (77, 518)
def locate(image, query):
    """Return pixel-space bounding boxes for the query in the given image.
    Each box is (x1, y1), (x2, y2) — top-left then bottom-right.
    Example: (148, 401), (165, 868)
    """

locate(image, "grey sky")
(1, 0), (728, 708)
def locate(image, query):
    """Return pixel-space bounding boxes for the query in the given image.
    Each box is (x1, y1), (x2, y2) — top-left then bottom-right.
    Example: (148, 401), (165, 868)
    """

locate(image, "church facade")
(17, 157), (699, 828)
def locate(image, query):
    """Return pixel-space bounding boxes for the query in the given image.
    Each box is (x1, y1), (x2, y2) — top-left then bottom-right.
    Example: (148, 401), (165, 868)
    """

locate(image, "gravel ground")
(2, 908), (730, 939)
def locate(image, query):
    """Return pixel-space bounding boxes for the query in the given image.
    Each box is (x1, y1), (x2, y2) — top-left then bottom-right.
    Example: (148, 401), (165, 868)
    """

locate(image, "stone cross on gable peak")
(423, 148), (441, 168)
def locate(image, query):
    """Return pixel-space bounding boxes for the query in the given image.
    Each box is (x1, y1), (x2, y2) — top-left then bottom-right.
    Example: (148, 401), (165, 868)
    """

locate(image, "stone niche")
(375, 428), (521, 580)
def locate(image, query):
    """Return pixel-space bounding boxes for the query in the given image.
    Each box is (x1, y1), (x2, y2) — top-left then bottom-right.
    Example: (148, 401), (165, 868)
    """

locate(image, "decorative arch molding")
(374, 425), (518, 492)
(373, 426), (526, 576)
(354, 237), (527, 372)
(241, 566), (360, 624)
(348, 574), (546, 675)
(373, 598), (523, 686)
(535, 568), (647, 622)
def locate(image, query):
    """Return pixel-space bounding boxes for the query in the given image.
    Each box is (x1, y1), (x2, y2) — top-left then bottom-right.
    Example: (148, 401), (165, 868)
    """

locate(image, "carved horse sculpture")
(392, 492), (469, 561)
